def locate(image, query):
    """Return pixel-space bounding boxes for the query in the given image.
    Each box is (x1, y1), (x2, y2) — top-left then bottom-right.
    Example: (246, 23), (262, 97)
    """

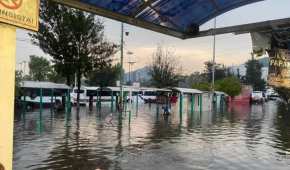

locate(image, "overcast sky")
(16, 0), (290, 74)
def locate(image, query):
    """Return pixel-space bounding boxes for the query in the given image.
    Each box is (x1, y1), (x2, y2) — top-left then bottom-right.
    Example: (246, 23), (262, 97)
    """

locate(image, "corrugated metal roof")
(140, 87), (172, 92)
(20, 81), (70, 90)
(96, 86), (140, 92)
(172, 87), (203, 94)
(55, 0), (263, 38)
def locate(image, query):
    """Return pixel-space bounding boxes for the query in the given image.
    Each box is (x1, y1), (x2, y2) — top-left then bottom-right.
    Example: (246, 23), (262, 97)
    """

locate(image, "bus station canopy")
(172, 87), (203, 94)
(54, 0), (263, 39)
(21, 81), (70, 90)
(20, 81), (70, 96)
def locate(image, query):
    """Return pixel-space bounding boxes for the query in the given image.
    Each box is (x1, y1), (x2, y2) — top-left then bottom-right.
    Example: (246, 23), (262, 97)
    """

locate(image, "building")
(229, 57), (269, 81)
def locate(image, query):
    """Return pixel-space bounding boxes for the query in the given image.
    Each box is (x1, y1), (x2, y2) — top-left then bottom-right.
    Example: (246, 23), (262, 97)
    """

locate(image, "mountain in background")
(124, 66), (151, 85)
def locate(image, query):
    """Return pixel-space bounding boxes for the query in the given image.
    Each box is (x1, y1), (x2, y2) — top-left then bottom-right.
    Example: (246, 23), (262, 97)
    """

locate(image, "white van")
(251, 91), (266, 103)
(70, 86), (115, 106)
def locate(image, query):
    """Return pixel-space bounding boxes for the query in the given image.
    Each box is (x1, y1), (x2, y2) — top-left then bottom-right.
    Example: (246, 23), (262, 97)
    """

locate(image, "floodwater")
(13, 101), (290, 170)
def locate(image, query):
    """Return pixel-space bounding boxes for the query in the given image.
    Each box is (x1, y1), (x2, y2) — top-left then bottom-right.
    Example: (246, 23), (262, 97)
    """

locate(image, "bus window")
(74, 89), (84, 93)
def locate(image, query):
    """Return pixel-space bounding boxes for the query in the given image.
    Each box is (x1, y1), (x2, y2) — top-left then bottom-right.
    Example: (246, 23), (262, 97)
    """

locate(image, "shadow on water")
(13, 101), (290, 170)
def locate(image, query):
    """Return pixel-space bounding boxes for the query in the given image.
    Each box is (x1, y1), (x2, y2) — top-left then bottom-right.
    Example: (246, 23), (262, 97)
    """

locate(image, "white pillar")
(0, 23), (16, 170)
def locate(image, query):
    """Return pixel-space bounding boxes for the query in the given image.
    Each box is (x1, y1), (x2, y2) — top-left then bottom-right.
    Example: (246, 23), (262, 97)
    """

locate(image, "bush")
(192, 82), (211, 91)
(216, 77), (241, 97)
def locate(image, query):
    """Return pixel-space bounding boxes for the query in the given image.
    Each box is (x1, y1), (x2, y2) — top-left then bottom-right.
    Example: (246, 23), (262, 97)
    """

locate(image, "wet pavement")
(13, 101), (290, 170)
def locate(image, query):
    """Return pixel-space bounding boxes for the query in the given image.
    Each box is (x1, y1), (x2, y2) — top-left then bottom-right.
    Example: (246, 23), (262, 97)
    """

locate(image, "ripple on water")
(13, 102), (290, 170)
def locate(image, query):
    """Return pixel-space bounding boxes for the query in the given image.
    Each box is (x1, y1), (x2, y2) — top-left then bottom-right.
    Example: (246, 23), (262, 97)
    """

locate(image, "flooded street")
(13, 101), (290, 170)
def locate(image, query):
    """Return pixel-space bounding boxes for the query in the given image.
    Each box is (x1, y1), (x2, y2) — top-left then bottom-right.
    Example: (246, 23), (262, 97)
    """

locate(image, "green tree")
(245, 59), (266, 91)
(86, 64), (121, 87)
(204, 61), (226, 83)
(31, 0), (118, 107)
(15, 70), (23, 98)
(149, 46), (181, 88)
(28, 55), (52, 81)
(216, 77), (241, 97)
(192, 82), (211, 91)
(47, 68), (66, 84)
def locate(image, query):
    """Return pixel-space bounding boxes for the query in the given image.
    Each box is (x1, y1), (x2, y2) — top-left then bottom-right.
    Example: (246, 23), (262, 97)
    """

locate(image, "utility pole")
(76, 40), (81, 109)
(211, 17), (217, 110)
(212, 17), (217, 93)
(120, 23), (124, 112)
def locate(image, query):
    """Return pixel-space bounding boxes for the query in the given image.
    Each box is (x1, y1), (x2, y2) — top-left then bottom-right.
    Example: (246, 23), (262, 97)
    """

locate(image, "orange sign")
(0, 0), (39, 31)
(0, 0), (23, 10)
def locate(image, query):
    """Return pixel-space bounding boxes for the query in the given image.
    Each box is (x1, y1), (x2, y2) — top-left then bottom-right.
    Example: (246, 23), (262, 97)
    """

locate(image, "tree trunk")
(77, 70), (81, 109)
(66, 75), (71, 87)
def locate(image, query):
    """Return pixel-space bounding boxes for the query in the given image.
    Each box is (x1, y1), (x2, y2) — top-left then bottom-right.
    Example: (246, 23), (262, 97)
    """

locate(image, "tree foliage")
(192, 82), (211, 91)
(31, 0), (118, 106)
(204, 61), (227, 83)
(149, 46), (181, 88)
(216, 77), (241, 97)
(245, 59), (266, 91)
(191, 77), (241, 97)
(15, 70), (23, 98)
(30, 0), (117, 86)
(86, 63), (121, 87)
(28, 55), (52, 81)
(47, 69), (66, 84)
(179, 72), (208, 88)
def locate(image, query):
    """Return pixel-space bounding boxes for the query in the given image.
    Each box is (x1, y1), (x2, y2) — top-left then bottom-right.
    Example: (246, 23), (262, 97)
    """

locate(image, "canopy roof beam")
(187, 17), (290, 39)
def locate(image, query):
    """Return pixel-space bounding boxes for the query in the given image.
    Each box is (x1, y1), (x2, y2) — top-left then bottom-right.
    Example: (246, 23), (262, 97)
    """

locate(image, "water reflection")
(13, 101), (290, 170)
(273, 104), (290, 154)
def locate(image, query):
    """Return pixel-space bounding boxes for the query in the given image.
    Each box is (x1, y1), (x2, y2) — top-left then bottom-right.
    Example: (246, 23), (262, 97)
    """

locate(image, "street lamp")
(119, 23), (132, 112)
(211, 17), (217, 110)
(119, 23), (125, 112)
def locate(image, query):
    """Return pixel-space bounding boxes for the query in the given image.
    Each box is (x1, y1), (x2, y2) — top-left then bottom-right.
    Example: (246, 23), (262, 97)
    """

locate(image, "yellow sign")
(268, 48), (290, 88)
(0, 0), (39, 31)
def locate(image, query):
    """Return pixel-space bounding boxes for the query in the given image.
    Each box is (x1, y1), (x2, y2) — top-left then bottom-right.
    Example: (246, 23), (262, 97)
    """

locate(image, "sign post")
(0, 0), (39, 169)
(0, 23), (16, 170)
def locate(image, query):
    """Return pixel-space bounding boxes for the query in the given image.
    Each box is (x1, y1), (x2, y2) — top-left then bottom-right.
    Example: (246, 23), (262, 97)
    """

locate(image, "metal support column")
(191, 94), (195, 114)
(199, 94), (203, 113)
(66, 89), (71, 113)
(96, 91), (100, 110)
(111, 91), (114, 112)
(136, 94), (139, 113)
(119, 23), (124, 113)
(179, 93), (183, 120)
(50, 89), (54, 110)
(40, 88), (43, 114)
(23, 95), (26, 113)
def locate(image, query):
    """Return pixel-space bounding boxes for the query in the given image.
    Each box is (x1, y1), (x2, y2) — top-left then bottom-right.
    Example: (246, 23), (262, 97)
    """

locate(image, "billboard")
(251, 30), (290, 88)
(268, 48), (290, 88)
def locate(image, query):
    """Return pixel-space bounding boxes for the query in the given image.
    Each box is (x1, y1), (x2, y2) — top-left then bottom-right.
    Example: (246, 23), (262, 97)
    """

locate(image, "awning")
(54, 0), (263, 39)
(172, 87), (203, 94)
(21, 81), (70, 90)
